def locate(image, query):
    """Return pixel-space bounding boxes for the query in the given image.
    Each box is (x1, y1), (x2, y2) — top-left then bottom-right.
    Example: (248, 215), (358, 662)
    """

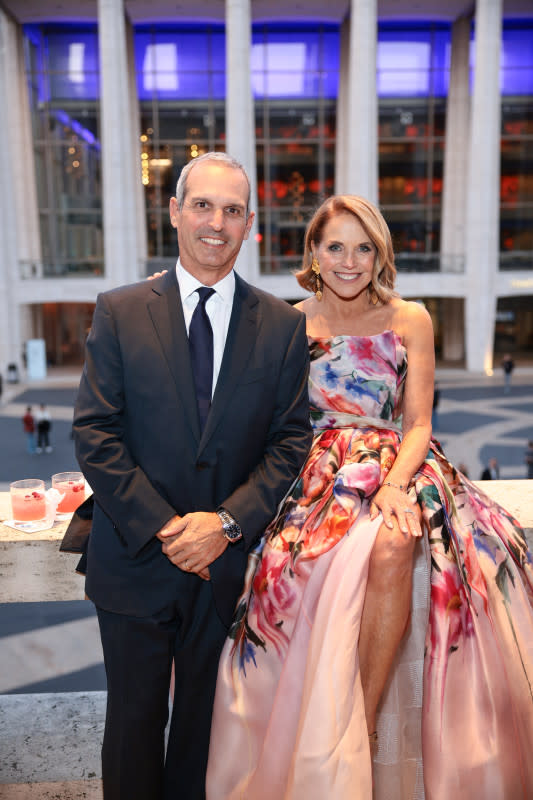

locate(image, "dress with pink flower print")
(207, 332), (533, 800)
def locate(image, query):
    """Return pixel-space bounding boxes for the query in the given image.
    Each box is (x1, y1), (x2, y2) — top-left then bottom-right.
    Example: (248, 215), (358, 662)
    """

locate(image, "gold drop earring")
(311, 257), (323, 301)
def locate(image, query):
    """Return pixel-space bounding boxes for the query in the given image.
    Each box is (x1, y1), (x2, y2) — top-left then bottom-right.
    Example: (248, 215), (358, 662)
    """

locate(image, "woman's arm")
(370, 301), (435, 536)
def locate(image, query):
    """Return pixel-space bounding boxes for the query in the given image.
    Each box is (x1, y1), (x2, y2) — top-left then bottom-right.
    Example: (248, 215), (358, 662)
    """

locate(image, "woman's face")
(311, 212), (376, 301)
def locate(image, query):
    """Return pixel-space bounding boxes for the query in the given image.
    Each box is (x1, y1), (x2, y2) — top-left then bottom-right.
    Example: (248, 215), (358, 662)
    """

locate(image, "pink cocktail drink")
(52, 472), (85, 513)
(10, 480), (47, 522)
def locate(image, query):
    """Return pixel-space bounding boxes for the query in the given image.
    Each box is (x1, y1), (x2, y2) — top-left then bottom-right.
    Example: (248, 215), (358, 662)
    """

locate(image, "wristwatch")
(217, 508), (243, 542)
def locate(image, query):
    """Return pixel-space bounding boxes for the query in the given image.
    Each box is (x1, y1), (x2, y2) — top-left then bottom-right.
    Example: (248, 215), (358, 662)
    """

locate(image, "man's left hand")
(157, 511), (228, 578)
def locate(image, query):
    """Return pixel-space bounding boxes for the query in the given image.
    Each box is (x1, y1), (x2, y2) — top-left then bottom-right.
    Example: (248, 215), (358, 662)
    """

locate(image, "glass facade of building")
(22, 20), (533, 281)
(24, 24), (103, 278)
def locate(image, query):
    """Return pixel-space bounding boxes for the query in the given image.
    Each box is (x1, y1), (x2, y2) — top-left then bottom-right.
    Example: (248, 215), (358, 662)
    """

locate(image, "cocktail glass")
(52, 472), (86, 517)
(10, 479), (47, 523)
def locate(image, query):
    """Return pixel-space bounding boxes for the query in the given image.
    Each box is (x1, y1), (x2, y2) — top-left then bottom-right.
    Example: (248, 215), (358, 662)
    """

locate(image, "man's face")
(169, 161), (255, 285)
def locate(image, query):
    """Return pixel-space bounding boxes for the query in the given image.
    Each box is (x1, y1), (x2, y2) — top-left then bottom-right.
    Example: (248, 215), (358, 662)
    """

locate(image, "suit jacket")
(73, 269), (312, 626)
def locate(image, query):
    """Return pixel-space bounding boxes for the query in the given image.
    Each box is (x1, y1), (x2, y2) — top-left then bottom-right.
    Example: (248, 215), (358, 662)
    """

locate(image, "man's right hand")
(156, 514), (211, 580)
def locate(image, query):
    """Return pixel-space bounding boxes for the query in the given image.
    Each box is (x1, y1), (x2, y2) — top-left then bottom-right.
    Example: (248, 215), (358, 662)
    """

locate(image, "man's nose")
(209, 208), (224, 229)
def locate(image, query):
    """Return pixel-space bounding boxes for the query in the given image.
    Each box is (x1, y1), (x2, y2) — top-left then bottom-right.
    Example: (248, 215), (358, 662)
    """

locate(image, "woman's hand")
(370, 484), (422, 537)
(147, 269), (168, 281)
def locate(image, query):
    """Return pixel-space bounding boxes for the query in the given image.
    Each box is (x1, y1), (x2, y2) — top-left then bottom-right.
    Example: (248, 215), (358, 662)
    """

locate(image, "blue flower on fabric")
(324, 362), (339, 388)
(239, 640), (258, 676)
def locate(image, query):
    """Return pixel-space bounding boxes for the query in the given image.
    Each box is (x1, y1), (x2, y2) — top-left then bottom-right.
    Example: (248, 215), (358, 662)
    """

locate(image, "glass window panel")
(501, 102), (533, 135)
(502, 27), (533, 69)
(501, 140), (533, 203)
(211, 72), (226, 100)
(47, 27), (99, 101)
(251, 26), (339, 99)
(383, 207), (441, 265)
(501, 68), (533, 96)
(259, 208), (308, 275)
(500, 205), (533, 260)
(379, 103), (430, 138)
(378, 69), (430, 97)
(135, 26), (224, 101)
(268, 106), (323, 140)
(322, 31), (341, 72)
(265, 143), (322, 208)
(157, 106), (212, 140)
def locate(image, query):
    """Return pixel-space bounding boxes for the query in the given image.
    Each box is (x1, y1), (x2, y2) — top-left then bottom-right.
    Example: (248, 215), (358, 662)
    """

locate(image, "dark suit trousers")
(96, 574), (228, 800)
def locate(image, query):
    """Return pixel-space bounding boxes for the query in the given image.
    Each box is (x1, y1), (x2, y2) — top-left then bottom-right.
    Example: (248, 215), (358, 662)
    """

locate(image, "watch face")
(225, 525), (241, 541)
(218, 509), (242, 541)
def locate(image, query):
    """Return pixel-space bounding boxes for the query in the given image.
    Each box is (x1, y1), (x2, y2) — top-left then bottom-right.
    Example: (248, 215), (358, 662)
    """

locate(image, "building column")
(335, 18), (350, 194)
(337, 0), (378, 203)
(126, 16), (147, 275)
(441, 15), (470, 273)
(440, 15), (471, 362)
(98, 0), (145, 286)
(441, 299), (464, 361)
(464, 0), (502, 372)
(225, 0), (259, 282)
(0, 10), (41, 378)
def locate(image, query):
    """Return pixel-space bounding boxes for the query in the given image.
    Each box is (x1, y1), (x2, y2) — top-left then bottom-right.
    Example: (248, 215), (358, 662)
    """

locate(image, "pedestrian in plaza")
(72, 151), (312, 800)
(502, 353), (515, 394)
(22, 406), (36, 454)
(35, 403), (52, 453)
(525, 440), (533, 479)
(480, 456), (500, 480)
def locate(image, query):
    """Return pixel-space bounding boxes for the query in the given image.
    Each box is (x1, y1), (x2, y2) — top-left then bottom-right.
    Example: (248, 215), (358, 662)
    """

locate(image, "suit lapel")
(199, 273), (259, 451)
(147, 269), (201, 442)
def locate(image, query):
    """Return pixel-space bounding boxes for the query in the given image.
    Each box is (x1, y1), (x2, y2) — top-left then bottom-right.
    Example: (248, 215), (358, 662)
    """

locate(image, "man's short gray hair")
(175, 152), (251, 218)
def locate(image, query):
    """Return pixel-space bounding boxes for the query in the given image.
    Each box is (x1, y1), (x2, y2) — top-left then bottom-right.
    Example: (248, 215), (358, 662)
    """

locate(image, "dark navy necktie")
(188, 287), (215, 430)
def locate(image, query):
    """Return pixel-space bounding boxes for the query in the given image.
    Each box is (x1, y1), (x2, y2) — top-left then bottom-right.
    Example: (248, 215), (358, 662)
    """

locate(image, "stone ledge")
(0, 692), (105, 793)
(1, 482), (531, 603)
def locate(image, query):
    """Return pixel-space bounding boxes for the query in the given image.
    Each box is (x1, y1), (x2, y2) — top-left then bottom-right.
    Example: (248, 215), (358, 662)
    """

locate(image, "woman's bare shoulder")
(294, 297), (314, 314)
(390, 298), (433, 338)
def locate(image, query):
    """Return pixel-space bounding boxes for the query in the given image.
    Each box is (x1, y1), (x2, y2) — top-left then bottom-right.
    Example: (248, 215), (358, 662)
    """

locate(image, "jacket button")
(196, 461), (209, 470)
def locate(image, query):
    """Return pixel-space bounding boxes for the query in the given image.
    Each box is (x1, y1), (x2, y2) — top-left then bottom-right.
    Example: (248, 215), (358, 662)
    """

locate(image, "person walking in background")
(525, 440), (533, 479)
(22, 406), (36, 454)
(480, 456), (500, 480)
(502, 353), (515, 394)
(72, 152), (312, 800)
(35, 403), (52, 453)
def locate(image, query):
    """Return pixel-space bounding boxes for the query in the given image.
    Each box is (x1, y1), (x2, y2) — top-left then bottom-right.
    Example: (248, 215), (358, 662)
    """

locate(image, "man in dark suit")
(73, 152), (312, 800)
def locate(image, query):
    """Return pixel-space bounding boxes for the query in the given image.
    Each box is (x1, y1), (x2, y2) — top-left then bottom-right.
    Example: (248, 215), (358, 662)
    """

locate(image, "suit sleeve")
(73, 293), (176, 556)
(221, 311), (312, 549)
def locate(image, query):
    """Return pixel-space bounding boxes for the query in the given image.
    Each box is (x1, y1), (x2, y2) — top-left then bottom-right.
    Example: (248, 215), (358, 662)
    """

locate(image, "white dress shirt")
(176, 261), (235, 397)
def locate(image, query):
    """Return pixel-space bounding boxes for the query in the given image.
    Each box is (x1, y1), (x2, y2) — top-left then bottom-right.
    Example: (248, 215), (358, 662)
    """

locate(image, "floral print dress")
(206, 332), (533, 800)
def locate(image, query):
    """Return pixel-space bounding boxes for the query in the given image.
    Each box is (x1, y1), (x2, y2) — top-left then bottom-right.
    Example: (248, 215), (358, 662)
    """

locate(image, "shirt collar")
(176, 260), (235, 306)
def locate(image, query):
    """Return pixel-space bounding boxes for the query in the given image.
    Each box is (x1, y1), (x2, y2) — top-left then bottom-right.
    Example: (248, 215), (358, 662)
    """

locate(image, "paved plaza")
(1, 366), (532, 696)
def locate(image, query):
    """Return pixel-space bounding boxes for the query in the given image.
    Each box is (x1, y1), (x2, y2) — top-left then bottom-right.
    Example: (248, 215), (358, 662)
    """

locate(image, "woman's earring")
(311, 257), (323, 301)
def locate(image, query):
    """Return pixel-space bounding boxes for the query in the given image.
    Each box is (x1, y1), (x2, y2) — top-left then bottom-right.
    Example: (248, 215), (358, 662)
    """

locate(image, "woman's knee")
(369, 522), (417, 579)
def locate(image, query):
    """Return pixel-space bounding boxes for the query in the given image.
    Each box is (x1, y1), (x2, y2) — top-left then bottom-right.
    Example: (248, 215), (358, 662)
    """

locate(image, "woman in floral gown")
(206, 196), (533, 799)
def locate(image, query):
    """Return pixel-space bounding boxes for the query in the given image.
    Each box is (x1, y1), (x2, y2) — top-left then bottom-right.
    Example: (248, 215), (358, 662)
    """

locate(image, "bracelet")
(383, 480), (407, 492)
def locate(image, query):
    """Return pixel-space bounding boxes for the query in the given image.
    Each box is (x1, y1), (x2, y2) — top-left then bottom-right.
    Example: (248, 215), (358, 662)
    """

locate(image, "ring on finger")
(185, 559), (189, 569)
(405, 509), (415, 515)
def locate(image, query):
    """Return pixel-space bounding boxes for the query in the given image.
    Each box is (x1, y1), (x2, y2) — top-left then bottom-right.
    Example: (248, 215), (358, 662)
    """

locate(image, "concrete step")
(0, 691), (105, 797)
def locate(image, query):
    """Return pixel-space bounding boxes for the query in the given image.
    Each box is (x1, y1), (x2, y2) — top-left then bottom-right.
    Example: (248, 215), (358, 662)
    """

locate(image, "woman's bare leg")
(358, 519), (418, 736)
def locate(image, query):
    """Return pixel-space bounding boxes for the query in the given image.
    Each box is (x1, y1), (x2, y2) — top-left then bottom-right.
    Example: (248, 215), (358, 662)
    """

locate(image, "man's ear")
(243, 210), (255, 240)
(169, 197), (179, 229)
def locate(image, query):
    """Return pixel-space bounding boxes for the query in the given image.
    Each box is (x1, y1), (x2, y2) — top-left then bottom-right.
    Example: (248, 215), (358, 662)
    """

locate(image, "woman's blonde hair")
(295, 195), (397, 305)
